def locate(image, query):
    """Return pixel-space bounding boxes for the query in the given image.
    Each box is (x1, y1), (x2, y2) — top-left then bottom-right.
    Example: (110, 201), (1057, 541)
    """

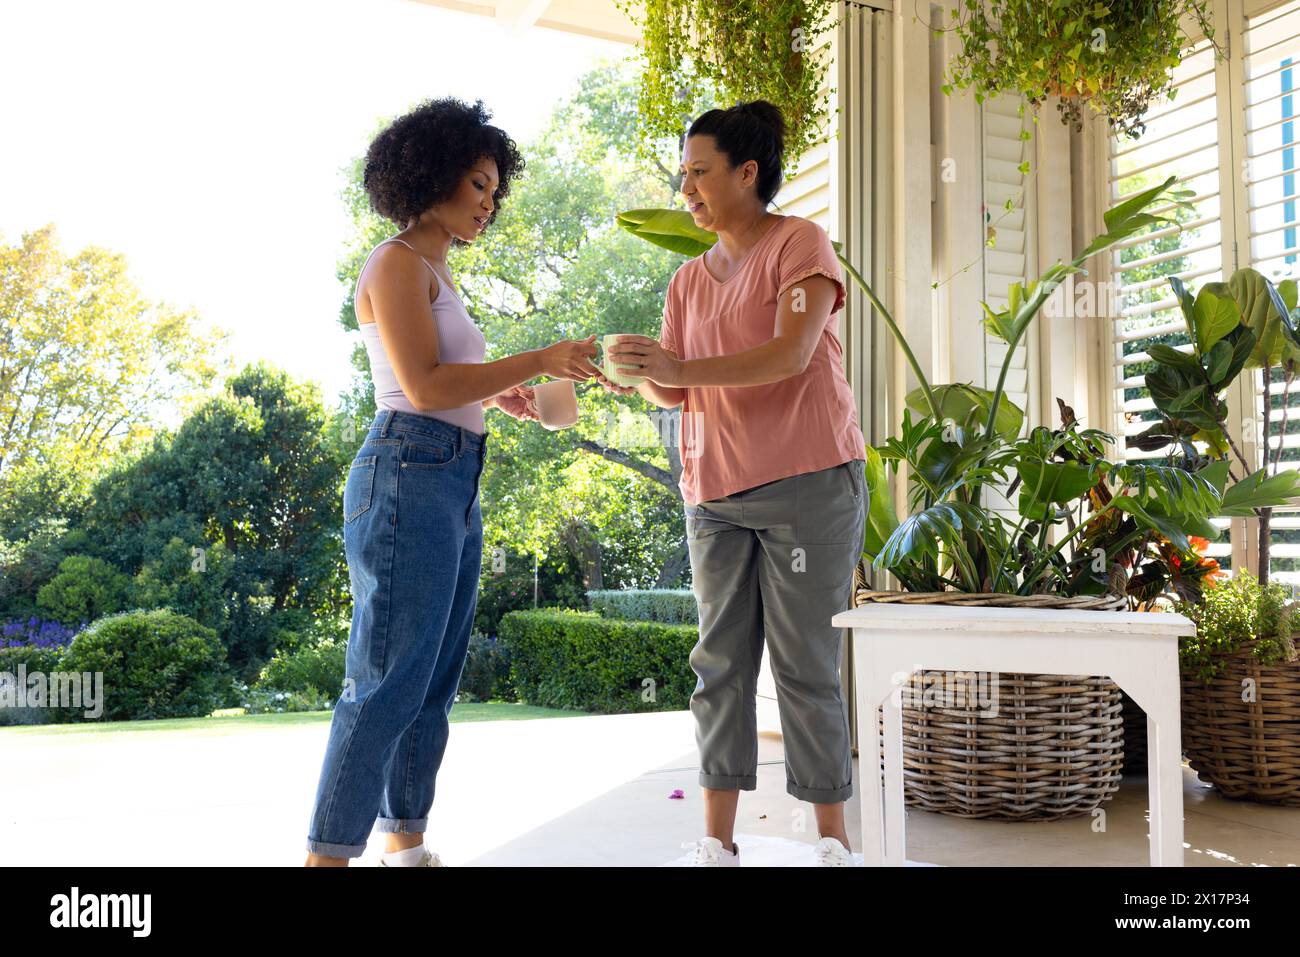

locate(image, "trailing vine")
(616, 0), (839, 168)
(940, 0), (1223, 139)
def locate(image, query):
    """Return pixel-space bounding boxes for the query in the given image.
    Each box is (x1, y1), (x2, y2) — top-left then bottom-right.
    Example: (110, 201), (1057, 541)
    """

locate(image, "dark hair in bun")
(687, 100), (786, 205)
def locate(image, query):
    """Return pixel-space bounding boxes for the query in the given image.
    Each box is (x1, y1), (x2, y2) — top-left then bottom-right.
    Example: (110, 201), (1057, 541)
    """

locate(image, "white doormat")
(662, 833), (940, 866)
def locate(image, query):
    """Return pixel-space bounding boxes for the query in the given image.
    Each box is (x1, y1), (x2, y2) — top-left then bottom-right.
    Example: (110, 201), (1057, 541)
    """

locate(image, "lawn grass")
(0, 701), (587, 738)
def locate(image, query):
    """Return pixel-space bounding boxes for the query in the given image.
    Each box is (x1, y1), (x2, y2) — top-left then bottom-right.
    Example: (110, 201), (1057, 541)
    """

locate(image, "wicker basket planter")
(1180, 641), (1300, 806)
(1119, 691), (1147, 770)
(856, 560), (1128, 821)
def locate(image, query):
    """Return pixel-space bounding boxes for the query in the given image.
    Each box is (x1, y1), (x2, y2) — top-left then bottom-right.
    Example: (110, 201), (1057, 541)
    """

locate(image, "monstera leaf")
(875, 501), (987, 570)
(905, 383), (1024, 443)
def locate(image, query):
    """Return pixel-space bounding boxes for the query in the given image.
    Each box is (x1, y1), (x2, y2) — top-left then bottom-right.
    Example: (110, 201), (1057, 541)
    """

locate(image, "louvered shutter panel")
(982, 94), (1035, 515)
(1106, 36), (1231, 568)
(1245, 0), (1300, 586)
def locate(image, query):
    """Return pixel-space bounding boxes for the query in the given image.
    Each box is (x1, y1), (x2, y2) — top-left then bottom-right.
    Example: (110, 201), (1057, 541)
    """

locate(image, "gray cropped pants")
(684, 459), (867, 803)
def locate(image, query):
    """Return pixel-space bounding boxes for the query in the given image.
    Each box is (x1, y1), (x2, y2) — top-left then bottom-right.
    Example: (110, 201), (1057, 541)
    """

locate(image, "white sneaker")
(378, 848), (446, 867)
(814, 837), (856, 867)
(682, 836), (739, 866)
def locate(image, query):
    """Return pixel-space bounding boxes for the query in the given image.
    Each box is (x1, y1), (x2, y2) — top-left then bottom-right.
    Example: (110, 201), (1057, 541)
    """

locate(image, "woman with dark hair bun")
(304, 97), (600, 867)
(602, 100), (867, 867)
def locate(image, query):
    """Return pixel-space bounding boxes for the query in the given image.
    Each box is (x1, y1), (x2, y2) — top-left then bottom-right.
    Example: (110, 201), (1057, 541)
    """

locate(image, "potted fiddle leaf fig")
(1137, 266), (1300, 805)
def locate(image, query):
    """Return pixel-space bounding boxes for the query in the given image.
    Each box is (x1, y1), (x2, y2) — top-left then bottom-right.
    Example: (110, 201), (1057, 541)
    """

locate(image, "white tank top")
(356, 238), (487, 434)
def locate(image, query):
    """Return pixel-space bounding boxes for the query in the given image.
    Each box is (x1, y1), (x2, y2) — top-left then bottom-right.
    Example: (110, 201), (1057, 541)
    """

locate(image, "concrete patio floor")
(3, 709), (1298, 866)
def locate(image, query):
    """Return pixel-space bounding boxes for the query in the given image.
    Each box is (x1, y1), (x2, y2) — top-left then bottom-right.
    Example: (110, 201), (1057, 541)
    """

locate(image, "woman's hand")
(593, 370), (639, 396)
(540, 334), (601, 382)
(492, 385), (540, 421)
(607, 335), (682, 387)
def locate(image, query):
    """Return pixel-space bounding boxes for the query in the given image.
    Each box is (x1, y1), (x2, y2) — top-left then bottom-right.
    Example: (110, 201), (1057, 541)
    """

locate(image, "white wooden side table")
(830, 603), (1196, 867)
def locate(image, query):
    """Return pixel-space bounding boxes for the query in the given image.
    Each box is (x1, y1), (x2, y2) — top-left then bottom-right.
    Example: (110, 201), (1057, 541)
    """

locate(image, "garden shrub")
(0, 643), (67, 726)
(58, 608), (229, 721)
(499, 608), (697, 713)
(457, 631), (515, 703)
(586, 588), (698, 624)
(255, 634), (346, 700)
(35, 554), (129, 626)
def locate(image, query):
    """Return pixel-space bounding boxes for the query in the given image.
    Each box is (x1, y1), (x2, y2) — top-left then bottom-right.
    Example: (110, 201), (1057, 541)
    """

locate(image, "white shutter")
(1244, 0), (1300, 584)
(982, 94), (1035, 425)
(1105, 36), (1232, 564)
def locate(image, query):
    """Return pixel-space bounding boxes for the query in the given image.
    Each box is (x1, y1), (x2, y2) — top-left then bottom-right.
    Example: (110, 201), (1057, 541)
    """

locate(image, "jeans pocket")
(400, 436), (458, 468)
(344, 455), (376, 523)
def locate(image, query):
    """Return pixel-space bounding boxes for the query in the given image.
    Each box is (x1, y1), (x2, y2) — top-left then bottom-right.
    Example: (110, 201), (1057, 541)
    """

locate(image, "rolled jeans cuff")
(375, 816), (428, 834)
(787, 780), (853, 803)
(699, 772), (757, 791)
(306, 838), (367, 859)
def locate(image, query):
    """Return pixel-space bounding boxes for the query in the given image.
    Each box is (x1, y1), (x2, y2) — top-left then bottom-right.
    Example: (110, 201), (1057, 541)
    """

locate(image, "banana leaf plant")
(618, 175), (1225, 598)
(1134, 267), (1300, 586)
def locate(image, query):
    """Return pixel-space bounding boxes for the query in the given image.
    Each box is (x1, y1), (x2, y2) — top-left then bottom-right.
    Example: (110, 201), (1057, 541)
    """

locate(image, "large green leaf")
(1109, 495), (1192, 553)
(1220, 467), (1300, 516)
(615, 209), (716, 258)
(1016, 460), (1097, 507)
(905, 383), (1024, 443)
(1217, 268), (1295, 368)
(1082, 175), (1187, 258)
(875, 501), (986, 570)
(1191, 289), (1240, 356)
(1147, 343), (1200, 375)
(861, 446), (900, 562)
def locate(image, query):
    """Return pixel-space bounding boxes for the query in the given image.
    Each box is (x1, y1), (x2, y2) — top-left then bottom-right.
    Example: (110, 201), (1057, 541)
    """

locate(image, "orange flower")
(1189, 536), (1210, 555)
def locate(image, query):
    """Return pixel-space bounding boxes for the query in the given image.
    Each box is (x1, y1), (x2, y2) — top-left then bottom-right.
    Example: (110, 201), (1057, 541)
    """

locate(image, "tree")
(78, 363), (351, 673)
(0, 225), (226, 486)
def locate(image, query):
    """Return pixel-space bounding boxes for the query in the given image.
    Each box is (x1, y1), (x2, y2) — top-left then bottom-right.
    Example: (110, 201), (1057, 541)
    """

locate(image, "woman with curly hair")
(305, 97), (599, 867)
(601, 101), (866, 867)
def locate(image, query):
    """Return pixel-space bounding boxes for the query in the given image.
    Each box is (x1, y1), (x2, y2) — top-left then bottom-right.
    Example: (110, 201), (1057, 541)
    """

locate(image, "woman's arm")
(612, 275), (841, 390)
(636, 380), (686, 408)
(366, 245), (597, 411)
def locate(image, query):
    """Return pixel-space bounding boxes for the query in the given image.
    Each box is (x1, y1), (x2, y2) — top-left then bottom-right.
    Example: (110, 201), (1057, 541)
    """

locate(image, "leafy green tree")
(78, 363), (350, 673)
(0, 225), (226, 492)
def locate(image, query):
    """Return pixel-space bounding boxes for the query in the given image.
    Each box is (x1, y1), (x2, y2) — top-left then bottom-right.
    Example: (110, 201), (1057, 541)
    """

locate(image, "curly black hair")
(362, 97), (524, 236)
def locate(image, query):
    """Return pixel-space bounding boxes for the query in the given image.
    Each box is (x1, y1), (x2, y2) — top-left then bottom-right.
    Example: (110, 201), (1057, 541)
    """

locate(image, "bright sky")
(0, 0), (629, 403)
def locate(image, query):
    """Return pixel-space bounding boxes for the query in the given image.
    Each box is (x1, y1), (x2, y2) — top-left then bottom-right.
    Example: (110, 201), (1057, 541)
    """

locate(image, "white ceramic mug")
(602, 334), (646, 387)
(532, 379), (579, 430)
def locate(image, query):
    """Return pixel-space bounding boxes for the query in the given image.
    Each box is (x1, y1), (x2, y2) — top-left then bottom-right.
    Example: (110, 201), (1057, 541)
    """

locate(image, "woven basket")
(1119, 692), (1147, 770)
(856, 560), (1127, 821)
(1180, 641), (1300, 806)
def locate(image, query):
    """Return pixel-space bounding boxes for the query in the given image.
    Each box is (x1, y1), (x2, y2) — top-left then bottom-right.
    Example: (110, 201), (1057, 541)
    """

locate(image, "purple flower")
(669, 789), (685, 800)
(0, 617), (79, 649)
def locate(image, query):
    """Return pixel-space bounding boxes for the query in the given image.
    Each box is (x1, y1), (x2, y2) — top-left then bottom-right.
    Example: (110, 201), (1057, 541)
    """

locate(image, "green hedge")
(586, 588), (698, 625)
(499, 608), (698, 713)
(0, 644), (67, 726)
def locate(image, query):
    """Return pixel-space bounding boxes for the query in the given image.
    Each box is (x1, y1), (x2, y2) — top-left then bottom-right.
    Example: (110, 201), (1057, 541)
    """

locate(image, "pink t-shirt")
(659, 214), (866, 506)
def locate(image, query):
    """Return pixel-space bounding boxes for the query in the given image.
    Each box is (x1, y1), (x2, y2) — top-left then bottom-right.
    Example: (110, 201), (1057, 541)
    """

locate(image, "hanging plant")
(940, 0), (1222, 139)
(615, 0), (838, 167)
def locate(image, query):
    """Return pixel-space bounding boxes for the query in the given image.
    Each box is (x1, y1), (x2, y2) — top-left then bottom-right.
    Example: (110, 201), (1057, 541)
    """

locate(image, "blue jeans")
(306, 409), (486, 858)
